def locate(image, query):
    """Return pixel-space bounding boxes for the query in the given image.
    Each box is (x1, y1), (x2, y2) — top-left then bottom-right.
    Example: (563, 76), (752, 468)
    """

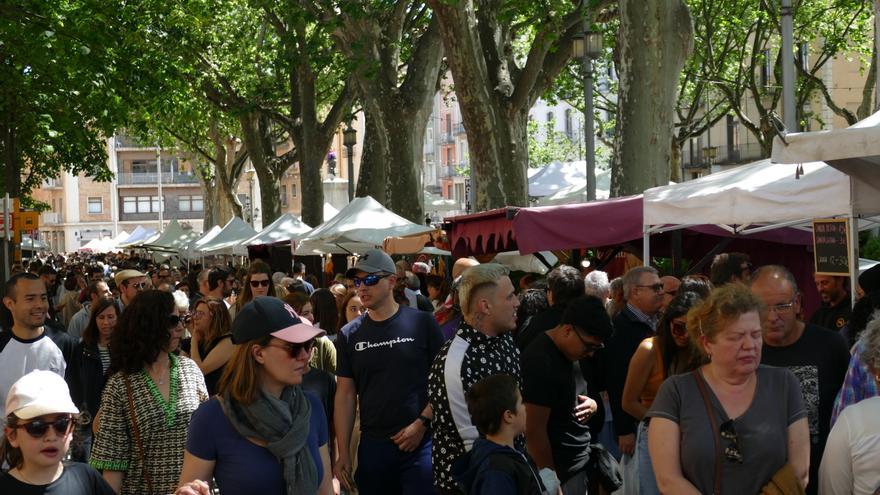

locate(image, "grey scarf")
(222, 386), (318, 494)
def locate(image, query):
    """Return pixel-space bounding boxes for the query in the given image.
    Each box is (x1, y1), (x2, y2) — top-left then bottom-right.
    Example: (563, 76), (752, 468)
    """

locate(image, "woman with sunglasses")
(189, 297), (234, 396)
(621, 291), (705, 495)
(647, 284), (810, 495)
(175, 296), (332, 495)
(230, 260), (275, 322)
(1, 370), (114, 494)
(90, 290), (208, 495)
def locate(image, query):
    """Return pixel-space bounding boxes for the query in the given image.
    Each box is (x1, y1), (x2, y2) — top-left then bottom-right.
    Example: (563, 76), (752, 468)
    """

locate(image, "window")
(87, 197), (102, 214)
(760, 49), (771, 88)
(564, 109), (573, 138)
(123, 197), (136, 213)
(280, 185), (288, 207)
(546, 111), (555, 124)
(446, 148), (453, 166)
(178, 195), (203, 212)
(123, 195), (165, 213)
(291, 184), (297, 198)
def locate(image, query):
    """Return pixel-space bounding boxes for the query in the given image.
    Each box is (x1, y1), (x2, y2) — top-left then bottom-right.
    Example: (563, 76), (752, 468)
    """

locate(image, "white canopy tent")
(116, 226), (157, 248)
(234, 213), (312, 255)
(528, 161), (587, 198)
(492, 251), (558, 275)
(535, 169), (611, 206)
(296, 196), (434, 254)
(141, 219), (199, 252)
(181, 225), (222, 259)
(197, 217), (258, 255)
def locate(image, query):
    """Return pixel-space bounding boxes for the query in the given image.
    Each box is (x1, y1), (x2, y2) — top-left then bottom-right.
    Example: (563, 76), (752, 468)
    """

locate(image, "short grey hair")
(458, 263), (511, 316)
(584, 270), (611, 299)
(622, 266), (659, 300)
(172, 290), (190, 312)
(860, 318), (880, 374)
(751, 265), (799, 294)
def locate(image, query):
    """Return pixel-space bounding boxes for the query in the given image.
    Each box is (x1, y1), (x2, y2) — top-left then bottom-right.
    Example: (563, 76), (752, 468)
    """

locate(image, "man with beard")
(428, 264), (522, 494)
(809, 274), (851, 331)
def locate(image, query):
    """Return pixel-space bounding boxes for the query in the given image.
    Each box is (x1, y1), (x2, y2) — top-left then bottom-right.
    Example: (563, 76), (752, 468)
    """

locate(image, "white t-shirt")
(819, 396), (880, 495)
(0, 332), (67, 420)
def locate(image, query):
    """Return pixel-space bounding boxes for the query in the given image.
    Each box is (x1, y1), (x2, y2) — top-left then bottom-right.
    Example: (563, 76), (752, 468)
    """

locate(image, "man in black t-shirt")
(751, 266), (849, 495)
(808, 273), (851, 331)
(334, 249), (444, 495)
(522, 296), (613, 494)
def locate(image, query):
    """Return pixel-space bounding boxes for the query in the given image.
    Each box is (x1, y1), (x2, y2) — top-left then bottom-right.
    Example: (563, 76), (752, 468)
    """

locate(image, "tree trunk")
(239, 111), (281, 226)
(198, 169), (218, 230)
(298, 151), (325, 229)
(612, 0), (693, 197)
(669, 137), (682, 183)
(208, 122), (243, 226)
(1, 117), (20, 198)
(356, 112), (388, 202)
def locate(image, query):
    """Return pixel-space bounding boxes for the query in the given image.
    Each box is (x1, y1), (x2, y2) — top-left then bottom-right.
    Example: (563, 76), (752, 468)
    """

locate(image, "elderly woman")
(647, 284), (810, 494)
(819, 319), (880, 495)
(175, 297), (332, 495)
(90, 290), (208, 494)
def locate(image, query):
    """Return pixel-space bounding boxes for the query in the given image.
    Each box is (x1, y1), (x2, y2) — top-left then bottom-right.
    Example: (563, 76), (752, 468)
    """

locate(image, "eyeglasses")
(767, 300), (796, 314)
(572, 328), (605, 354)
(16, 416), (73, 438)
(127, 281), (146, 290)
(636, 283), (665, 293)
(250, 279), (271, 288)
(352, 273), (390, 288)
(191, 310), (208, 320)
(720, 419), (743, 463)
(670, 320), (688, 337)
(265, 339), (316, 358)
(168, 314), (184, 327)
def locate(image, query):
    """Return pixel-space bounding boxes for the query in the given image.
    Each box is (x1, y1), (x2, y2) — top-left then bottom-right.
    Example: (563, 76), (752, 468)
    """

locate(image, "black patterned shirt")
(90, 354), (208, 495)
(427, 321), (522, 491)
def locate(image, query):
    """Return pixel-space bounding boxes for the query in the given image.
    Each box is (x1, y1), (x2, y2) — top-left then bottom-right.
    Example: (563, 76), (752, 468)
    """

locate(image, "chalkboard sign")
(813, 218), (850, 276)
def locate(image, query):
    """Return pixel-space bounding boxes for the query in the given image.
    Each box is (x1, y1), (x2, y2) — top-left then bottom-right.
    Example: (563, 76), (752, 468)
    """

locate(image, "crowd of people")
(1, 248), (879, 495)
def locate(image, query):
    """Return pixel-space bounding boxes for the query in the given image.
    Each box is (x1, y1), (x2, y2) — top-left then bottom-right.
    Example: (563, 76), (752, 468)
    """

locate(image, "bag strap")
(692, 369), (722, 495)
(124, 374), (154, 494)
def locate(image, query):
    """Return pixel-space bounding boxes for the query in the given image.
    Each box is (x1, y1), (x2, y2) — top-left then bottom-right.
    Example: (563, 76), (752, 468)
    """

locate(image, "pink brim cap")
(270, 320), (326, 343)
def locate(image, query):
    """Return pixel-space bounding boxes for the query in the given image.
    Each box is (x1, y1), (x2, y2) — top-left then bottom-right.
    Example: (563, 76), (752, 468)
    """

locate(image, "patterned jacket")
(427, 321), (521, 492)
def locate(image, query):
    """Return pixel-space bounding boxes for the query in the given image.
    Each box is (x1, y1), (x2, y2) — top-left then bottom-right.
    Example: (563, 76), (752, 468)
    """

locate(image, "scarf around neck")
(222, 385), (318, 494)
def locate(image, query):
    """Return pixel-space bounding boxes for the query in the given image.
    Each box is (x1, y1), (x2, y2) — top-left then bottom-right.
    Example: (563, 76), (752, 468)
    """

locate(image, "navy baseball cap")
(232, 296), (325, 344)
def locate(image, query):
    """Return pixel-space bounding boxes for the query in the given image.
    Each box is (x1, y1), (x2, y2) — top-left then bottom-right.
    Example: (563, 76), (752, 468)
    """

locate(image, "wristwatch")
(417, 415), (432, 428)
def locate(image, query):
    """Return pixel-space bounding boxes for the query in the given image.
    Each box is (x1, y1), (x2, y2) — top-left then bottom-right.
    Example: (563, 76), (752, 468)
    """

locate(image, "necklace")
(148, 360), (169, 386)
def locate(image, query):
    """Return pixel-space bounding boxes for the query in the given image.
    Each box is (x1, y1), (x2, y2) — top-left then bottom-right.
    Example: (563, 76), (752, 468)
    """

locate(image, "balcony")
(440, 132), (455, 145)
(454, 122), (467, 135)
(41, 212), (63, 224)
(117, 172), (199, 186)
(114, 134), (152, 149)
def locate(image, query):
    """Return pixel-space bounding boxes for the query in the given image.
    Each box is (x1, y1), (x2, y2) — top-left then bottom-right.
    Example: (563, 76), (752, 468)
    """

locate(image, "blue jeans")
(636, 421), (659, 495)
(355, 434), (434, 495)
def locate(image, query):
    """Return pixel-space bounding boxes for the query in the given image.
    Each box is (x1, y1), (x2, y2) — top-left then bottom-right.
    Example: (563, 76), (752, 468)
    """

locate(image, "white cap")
(5, 370), (78, 420)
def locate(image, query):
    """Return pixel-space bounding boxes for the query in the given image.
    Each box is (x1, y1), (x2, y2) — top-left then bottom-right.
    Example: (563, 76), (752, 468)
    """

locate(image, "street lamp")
(571, 24), (603, 202)
(246, 169), (256, 226)
(343, 123), (357, 201)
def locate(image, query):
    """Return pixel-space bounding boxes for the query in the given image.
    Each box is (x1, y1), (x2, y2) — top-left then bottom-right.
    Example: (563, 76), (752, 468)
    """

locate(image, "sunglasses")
(168, 314), (184, 327)
(16, 416), (73, 438)
(128, 282), (146, 290)
(352, 273), (390, 288)
(250, 279), (271, 288)
(636, 283), (665, 293)
(720, 419), (743, 463)
(670, 320), (688, 337)
(265, 338), (316, 358)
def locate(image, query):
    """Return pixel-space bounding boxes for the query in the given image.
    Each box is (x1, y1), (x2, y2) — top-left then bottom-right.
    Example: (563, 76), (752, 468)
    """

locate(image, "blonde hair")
(686, 283), (766, 356)
(458, 263), (510, 316)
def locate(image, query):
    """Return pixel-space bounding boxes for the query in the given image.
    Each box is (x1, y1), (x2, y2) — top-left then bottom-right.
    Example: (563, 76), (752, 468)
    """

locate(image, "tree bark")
(612, 0), (693, 197)
(356, 113), (388, 202)
(239, 111), (281, 225)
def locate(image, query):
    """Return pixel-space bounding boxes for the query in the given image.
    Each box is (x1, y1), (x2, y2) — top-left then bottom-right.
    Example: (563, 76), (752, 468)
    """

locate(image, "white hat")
(5, 370), (78, 420)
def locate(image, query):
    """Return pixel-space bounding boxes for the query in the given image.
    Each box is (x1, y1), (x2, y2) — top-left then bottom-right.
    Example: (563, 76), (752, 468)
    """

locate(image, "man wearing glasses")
(750, 265), (849, 495)
(114, 269), (146, 313)
(521, 296), (613, 494)
(606, 266), (663, 458)
(334, 249), (445, 495)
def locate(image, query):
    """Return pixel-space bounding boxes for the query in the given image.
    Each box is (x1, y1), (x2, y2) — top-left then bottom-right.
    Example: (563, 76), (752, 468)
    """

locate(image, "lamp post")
(246, 169), (256, 226)
(343, 123), (357, 201)
(572, 22), (603, 202)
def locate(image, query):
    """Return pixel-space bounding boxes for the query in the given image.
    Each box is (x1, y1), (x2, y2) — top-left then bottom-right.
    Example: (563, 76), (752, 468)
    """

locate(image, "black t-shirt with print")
(521, 333), (591, 483)
(336, 305), (445, 438)
(0, 463), (115, 495)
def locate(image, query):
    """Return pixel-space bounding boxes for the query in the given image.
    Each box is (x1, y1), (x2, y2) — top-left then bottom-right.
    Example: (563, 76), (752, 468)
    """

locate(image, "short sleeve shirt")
(0, 463), (115, 495)
(336, 306), (444, 438)
(647, 365), (806, 495)
(186, 391), (328, 494)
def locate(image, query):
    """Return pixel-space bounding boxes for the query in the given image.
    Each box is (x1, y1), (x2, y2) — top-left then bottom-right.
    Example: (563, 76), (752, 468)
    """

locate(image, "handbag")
(588, 442), (624, 492)
(124, 375), (154, 494)
(692, 370), (722, 495)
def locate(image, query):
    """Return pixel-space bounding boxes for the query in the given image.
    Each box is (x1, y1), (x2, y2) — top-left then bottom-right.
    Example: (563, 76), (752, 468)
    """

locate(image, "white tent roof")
(198, 217), (258, 255)
(643, 159), (853, 228)
(142, 220), (198, 251)
(492, 251), (558, 275)
(296, 196), (434, 254)
(425, 190), (460, 212)
(324, 203), (339, 221)
(117, 226), (157, 247)
(181, 225), (222, 258)
(235, 213), (312, 255)
(528, 161), (588, 197)
(771, 110), (880, 217)
(535, 169), (611, 206)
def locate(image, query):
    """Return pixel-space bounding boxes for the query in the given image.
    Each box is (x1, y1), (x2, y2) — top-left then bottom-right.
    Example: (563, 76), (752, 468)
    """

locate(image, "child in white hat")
(1, 370), (114, 494)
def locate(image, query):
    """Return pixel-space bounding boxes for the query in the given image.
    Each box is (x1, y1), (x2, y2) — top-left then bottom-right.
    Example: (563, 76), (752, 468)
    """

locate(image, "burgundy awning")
(445, 207), (518, 258)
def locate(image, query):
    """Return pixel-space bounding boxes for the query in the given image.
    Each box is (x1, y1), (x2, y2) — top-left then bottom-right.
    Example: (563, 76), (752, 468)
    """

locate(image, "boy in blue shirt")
(452, 374), (552, 494)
